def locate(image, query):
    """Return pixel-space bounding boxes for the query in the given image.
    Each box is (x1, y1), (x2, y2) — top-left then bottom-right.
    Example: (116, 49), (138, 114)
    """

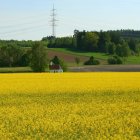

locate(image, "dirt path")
(69, 65), (140, 72)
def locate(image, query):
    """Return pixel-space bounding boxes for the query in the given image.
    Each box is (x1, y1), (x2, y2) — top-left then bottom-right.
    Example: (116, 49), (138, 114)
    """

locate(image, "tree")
(51, 56), (60, 65)
(18, 51), (30, 67)
(107, 42), (116, 55)
(75, 31), (99, 51)
(128, 38), (136, 52)
(98, 31), (111, 53)
(75, 30), (86, 50)
(116, 44), (123, 57)
(0, 43), (23, 67)
(116, 42), (130, 57)
(122, 42), (131, 57)
(135, 43), (140, 55)
(47, 37), (74, 48)
(30, 42), (48, 72)
(75, 57), (80, 66)
(129, 39), (140, 54)
(84, 32), (99, 51)
(109, 31), (121, 45)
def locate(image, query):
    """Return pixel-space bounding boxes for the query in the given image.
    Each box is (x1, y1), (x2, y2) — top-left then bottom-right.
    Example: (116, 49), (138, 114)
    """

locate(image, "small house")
(49, 62), (63, 73)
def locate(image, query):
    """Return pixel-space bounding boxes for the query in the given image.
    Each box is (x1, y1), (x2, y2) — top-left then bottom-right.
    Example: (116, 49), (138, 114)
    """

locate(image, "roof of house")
(49, 64), (62, 70)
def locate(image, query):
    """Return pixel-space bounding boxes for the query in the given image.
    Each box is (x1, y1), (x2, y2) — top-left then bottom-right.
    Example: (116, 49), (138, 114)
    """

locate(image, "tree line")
(45, 30), (140, 57)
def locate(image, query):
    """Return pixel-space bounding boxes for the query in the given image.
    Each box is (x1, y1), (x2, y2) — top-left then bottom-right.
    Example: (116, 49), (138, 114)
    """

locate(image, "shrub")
(84, 56), (100, 65)
(108, 56), (123, 64)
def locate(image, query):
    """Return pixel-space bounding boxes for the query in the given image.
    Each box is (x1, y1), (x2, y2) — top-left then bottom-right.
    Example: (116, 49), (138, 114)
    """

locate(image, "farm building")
(49, 62), (63, 73)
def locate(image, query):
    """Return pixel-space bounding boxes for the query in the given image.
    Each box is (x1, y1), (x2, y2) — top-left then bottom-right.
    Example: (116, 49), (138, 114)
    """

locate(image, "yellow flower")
(0, 72), (140, 139)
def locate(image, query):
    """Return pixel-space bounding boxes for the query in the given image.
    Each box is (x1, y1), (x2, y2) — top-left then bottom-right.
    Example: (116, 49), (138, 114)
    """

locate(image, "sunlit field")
(0, 73), (140, 139)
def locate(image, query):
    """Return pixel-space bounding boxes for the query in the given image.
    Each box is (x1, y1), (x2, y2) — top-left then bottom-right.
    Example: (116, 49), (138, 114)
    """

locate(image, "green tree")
(135, 43), (140, 55)
(18, 50), (31, 66)
(0, 43), (23, 67)
(51, 56), (60, 65)
(30, 42), (48, 72)
(109, 31), (121, 45)
(128, 39), (137, 52)
(75, 31), (99, 51)
(75, 57), (80, 66)
(116, 42), (130, 57)
(98, 31), (111, 53)
(130, 42), (140, 55)
(107, 42), (116, 55)
(84, 32), (99, 51)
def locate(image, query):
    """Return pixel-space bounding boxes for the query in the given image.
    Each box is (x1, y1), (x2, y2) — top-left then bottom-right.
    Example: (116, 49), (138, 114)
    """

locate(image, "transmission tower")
(50, 5), (57, 37)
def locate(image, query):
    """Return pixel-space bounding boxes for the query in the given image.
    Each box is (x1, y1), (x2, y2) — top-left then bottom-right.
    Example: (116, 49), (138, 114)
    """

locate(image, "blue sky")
(0, 0), (140, 40)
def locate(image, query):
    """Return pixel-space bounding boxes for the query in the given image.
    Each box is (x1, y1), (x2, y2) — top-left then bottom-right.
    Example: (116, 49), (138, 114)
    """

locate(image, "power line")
(0, 11), (49, 23)
(0, 24), (48, 35)
(0, 19), (47, 29)
(0, 26), (48, 39)
(0, 15), (50, 29)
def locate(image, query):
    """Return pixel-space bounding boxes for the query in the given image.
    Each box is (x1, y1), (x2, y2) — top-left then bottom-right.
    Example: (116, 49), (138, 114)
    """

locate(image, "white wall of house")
(49, 69), (63, 73)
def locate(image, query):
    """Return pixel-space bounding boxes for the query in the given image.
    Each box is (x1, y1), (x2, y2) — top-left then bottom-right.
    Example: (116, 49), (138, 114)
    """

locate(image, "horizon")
(0, 0), (140, 40)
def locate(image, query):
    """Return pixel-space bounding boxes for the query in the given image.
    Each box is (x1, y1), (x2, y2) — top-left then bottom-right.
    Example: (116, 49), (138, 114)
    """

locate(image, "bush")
(108, 56), (123, 64)
(108, 58), (117, 64)
(84, 56), (100, 65)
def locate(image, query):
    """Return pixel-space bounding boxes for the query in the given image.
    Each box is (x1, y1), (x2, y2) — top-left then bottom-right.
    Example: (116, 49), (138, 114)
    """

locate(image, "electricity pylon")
(50, 5), (58, 37)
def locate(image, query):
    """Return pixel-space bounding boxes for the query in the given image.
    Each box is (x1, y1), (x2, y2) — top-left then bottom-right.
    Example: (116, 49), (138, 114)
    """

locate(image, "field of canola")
(0, 73), (140, 140)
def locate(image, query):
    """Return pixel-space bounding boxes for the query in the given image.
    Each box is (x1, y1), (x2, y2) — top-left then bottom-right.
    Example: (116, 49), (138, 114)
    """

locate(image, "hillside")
(47, 48), (108, 66)
(47, 48), (140, 65)
(47, 49), (88, 66)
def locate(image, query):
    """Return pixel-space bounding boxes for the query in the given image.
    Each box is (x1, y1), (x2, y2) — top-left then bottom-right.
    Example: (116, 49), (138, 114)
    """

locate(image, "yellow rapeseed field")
(0, 72), (140, 140)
